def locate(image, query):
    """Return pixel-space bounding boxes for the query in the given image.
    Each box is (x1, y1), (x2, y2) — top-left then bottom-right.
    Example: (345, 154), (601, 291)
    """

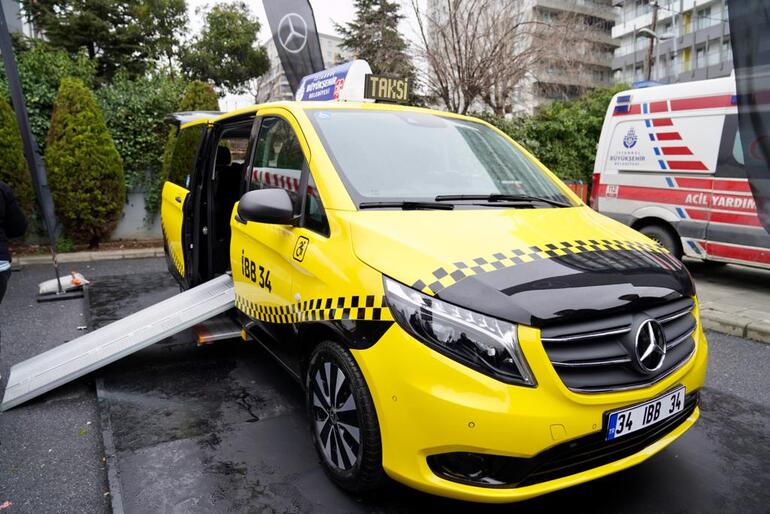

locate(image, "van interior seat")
(214, 145), (244, 273)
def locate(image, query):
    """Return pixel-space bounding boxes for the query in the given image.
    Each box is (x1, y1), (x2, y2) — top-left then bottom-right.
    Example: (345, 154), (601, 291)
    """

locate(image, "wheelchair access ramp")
(2, 274), (235, 411)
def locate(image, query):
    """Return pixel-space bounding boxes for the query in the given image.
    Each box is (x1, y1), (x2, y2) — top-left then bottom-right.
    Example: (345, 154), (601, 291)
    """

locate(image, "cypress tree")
(336, 0), (416, 83)
(45, 77), (126, 247)
(0, 97), (35, 216)
(160, 81), (219, 187)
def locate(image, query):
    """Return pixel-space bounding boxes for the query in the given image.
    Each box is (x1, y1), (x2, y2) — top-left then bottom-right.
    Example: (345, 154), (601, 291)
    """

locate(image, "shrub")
(0, 97), (34, 216)
(97, 72), (186, 220)
(158, 81), (219, 197)
(45, 78), (125, 247)
(178, 80), (220, 112)
(0, 40), (96, 151)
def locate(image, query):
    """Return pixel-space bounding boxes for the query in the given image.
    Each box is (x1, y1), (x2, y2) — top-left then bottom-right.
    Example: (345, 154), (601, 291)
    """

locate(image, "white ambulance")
(592, 76), (770, 268)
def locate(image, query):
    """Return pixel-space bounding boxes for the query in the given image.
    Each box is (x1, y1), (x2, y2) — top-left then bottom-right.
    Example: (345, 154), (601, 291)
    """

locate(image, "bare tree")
(411, 0), (588, 115)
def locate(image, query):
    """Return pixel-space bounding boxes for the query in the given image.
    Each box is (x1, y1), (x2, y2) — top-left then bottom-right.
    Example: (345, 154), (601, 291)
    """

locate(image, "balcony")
(534, 0), (618, 22)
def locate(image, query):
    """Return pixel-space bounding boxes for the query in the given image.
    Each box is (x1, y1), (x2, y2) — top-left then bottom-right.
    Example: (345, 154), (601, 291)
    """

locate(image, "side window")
(249, 116), (329, 236)
(249, 117), (305, 213)
(304, 172), (330, 236)
(732, 128), (745, 166)
(167, 125), (206, 188)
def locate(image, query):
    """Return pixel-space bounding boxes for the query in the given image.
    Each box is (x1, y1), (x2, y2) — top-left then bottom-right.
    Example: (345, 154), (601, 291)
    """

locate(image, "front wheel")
(639, 224), (682, 261)
(306, 341), (386, 494)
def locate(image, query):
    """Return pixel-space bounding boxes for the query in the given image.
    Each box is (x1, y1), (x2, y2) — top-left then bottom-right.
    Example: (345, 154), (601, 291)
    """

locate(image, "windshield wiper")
(359, 201), (454, 210)
(434, 194), (570, 208)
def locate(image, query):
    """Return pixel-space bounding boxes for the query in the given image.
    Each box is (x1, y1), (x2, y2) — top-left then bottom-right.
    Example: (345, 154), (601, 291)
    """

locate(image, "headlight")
(383, 276), (536, 386)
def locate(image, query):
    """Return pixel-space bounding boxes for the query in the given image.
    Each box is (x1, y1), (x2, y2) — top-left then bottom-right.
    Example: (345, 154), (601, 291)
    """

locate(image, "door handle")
(175, 196), (182, 203)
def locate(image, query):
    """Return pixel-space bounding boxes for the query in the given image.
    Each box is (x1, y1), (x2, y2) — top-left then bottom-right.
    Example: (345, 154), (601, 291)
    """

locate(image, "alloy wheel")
(311, 360), (361, 470)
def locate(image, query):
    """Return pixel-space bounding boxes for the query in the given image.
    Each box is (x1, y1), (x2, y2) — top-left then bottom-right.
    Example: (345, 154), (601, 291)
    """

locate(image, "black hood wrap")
(434, 247), (695, 328)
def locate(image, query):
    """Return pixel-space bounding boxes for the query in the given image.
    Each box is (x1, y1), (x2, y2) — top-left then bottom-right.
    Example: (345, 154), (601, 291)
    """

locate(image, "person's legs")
(0, 268), (10, 304)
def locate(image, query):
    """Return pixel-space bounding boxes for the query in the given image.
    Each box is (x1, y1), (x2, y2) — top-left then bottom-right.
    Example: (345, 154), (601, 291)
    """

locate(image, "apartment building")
(254, 33), (348, 103)
(612, 0), (732, 84)
(426, 0), (617, 114)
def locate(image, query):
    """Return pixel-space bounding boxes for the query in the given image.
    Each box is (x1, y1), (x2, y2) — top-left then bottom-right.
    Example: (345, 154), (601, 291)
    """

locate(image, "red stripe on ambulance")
(705, 242), (770, 264)
(614, 185), (758, 216)
(666, 160), (708, 171)
(652, 118), (673, 126)
(660, 147), (693, 156)
(670, 95), (734, 111)
(656, 132), (682, 141)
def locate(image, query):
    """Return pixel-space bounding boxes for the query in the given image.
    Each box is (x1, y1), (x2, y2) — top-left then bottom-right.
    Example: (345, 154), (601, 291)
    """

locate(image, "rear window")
(166, 125), (206, 188)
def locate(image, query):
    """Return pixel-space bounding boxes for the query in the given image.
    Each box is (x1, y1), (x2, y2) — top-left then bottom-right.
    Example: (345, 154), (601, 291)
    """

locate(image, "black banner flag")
(728, 0), (770, 235)
(1, 5), (64, 290)
(263, 0), (325, 94)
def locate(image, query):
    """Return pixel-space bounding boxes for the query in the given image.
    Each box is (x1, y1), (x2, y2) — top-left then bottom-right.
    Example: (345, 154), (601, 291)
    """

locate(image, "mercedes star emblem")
(277, 12), (308, 54)
(634, 319), (667, 373)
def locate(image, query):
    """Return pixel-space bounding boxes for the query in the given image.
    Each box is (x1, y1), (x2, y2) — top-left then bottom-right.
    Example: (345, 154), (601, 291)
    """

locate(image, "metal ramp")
(2, 274), (235, 411)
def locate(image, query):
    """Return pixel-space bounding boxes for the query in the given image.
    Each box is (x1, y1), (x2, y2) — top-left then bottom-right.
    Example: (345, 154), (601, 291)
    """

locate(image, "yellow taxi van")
(160, 65), (707, 503)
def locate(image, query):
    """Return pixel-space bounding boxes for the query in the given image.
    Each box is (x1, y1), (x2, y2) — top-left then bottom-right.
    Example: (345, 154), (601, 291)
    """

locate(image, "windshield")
(307, 109), (576, 207)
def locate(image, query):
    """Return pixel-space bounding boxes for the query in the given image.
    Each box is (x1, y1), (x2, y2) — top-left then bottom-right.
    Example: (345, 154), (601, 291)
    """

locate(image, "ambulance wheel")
(639, 225), (682, 260)
(306, 341), (385, 494)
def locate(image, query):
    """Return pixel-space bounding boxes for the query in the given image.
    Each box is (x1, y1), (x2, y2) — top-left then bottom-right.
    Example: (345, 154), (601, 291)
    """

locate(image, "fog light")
(427, 452), (524, 487)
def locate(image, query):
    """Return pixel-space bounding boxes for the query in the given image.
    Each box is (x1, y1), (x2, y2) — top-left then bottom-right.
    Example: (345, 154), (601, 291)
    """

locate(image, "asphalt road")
(2, 258), (770, 513)
(0, 258), (167, 513)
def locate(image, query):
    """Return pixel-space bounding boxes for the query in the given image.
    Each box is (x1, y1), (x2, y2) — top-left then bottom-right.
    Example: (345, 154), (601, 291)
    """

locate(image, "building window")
(696, 7), (712, 30)
(696, 45), (706, 69)
(707, 41), (720, 66)
(722, 40), (732, 62)
(635, 0), (651, 17)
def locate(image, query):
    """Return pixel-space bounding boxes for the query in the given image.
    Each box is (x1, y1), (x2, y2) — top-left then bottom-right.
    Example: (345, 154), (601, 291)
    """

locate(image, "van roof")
(177, 101), (487, 130)
(612, 75), (736, 105)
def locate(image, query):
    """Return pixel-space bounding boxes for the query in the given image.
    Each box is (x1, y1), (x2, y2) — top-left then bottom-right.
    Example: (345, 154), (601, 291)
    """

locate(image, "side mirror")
(236, 189), (296, 225)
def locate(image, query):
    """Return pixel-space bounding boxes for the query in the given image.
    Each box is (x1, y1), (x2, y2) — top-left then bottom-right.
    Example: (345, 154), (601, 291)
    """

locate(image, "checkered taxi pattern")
(235, 293), (393, 323)
(160, 219), (184, 275)
(411, 239), (671, 296)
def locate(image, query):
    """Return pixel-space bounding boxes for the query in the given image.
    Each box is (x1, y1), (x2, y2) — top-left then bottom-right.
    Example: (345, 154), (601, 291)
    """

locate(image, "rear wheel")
(306, 341), (386, 494)
(639, 224), (682, 260)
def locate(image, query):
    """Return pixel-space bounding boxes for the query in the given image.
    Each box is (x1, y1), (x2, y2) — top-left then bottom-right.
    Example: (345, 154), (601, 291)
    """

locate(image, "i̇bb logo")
(334, 78), (345, 99)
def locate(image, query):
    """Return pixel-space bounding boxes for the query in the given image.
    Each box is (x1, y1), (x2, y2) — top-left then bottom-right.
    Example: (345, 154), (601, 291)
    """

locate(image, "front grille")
(428, 391), (699, 488)
(540, 298), (697, 392)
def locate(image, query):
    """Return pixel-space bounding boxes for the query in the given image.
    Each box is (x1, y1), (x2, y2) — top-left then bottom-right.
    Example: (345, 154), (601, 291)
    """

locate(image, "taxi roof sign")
(364, 75), (410, 103)
(295, 60), (374, 102)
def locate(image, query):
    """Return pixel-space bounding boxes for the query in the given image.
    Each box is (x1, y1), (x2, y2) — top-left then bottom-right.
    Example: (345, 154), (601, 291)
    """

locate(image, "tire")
(306, 340), (386, 494)
(639, 224), (682, 260)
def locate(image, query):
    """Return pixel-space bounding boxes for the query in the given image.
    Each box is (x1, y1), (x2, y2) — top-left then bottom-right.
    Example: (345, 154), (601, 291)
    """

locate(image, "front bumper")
(351, 313), (708, 503)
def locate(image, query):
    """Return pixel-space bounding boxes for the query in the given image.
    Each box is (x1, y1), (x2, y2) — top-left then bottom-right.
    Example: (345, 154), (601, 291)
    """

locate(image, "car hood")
(349, 206), (694, 328)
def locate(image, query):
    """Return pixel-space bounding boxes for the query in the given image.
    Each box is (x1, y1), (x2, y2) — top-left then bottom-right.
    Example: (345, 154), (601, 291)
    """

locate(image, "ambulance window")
(249, 116), (305, 214)
(167, 125), (206, 189)
(304, 172), (329, 237)
(732, 129), (745, 165)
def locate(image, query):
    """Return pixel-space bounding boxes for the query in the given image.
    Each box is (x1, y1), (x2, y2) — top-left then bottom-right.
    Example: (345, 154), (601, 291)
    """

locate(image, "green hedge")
(158, 81), (219, 200)
(0, 40), (96, 152)
(0, 97), (34, 216)
(97, 72), (186, 220)
(45, 78), (125, 247)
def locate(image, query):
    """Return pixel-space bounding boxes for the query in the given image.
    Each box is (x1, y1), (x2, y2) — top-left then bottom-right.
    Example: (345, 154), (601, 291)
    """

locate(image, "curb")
(14, 247), (164, 266)
(700, 308), (770, 345)
(84, 284), (125, 514)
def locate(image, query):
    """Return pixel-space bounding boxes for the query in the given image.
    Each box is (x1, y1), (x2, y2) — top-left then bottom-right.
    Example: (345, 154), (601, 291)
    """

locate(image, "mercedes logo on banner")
(278, 13), (308, 54)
